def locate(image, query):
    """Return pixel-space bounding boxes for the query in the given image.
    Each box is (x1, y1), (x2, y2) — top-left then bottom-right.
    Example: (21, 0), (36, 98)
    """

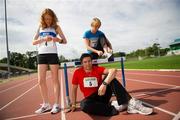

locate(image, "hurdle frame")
(62, 53), (126, 107)
(63, 63), (71, 108)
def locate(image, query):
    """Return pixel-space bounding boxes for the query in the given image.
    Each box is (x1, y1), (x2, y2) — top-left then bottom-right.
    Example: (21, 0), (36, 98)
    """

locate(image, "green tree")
(152, 43), (160, 56)
(0, 58), (7, 63)
(26, 51), (37, 69)
(59, 55), (68, 62)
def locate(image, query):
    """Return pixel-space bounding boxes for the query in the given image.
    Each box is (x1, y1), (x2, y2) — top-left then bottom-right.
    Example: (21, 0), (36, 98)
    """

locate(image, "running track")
(0, 69), (179, 120)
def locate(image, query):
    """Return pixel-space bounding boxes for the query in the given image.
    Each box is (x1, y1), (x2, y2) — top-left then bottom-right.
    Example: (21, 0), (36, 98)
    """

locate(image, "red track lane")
(0, 74), (37, 91)
(65, 70), (180, 120)
(124, 80), (180, 114)
(0, 69), (179, 120)
(0, 79), (37, 108)
(0, 71), (61, 120)
(118, 70), (180, 86)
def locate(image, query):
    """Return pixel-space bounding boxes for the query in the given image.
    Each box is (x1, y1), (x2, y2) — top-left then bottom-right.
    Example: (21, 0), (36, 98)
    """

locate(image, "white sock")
(42, 102), (50, 107)
(53, 103), (59, 107)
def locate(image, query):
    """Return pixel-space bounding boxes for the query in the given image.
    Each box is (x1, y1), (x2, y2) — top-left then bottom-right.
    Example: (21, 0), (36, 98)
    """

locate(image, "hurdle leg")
(120, 57), (126, 87)
(63, 63), (71, 108)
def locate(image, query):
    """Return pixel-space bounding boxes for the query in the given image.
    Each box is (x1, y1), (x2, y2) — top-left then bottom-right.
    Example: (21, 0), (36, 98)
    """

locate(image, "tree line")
(0, 43), (170, 69)
(114, 43), (170, 58)
(0, 51), (38, 69)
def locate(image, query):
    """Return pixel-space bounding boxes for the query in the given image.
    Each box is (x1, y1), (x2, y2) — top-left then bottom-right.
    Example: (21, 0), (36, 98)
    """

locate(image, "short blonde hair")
(91, 17), (101, 28)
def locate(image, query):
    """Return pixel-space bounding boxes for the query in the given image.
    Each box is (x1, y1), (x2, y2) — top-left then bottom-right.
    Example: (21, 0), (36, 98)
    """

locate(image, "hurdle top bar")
(60, 57), (126, 68)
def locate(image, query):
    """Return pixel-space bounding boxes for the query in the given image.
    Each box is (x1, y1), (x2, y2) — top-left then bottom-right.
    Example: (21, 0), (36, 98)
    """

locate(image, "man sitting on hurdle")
(70, 53), (153, 116)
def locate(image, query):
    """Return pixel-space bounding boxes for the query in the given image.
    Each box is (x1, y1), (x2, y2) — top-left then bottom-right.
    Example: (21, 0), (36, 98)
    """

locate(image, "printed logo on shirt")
(90, 40), (98, 48)
(39, 30), (56, 47)
(83, 77), (98, 88)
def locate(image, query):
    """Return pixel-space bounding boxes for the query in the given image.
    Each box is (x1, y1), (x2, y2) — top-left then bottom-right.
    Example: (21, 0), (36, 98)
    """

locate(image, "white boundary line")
(133, 87), (180, 117)
(2, 70), (180, 120)
(172, 111), (180, 120)
(5, 112), (50, 120)
(125, 72), (180, 78)
(142, 101), (177, 116)
(125, 78), (179, 87)
(0, 76), (51, 111)
(134, 86), (180, 97)
(133, 86), (179, 116)
(1, 75), (54, 120)
(60, 70), (66, 120)
(0, 84), (38, 111)
(117, 69), (180, 72)
(0, 78), (37, 94)
(4, 85), (179, 120)
(125, 78), (179, 117)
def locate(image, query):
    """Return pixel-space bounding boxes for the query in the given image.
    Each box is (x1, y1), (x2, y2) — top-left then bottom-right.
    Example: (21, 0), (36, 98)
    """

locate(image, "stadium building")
(168, 38), (180, 55)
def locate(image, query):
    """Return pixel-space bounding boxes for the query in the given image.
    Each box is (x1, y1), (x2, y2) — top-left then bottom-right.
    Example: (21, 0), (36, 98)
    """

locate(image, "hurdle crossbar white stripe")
(60, 57), (125, 67)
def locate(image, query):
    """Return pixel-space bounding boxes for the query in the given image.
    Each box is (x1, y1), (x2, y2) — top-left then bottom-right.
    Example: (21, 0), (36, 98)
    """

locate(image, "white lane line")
(131, 86), (179, 117)
(3, 74), (179, 120)
(142, 101), (176, 116)
(125, 72), (180, 78)
(118, 77), (179, 117)
(130, 87), (179, 117)
(142, 101), (177, 116)
(125, 78), (179, 87)
(0, 78), (37, 94)
(134, 86), (180, 97)
(0, 84), (38, 111)
(60, 70), (66, 120)
(4, 89), (179, 120)
(0, 76), (51, 111)
(172, 111), (180, 120)
(133, 86), (179, 116)
(5, 112), (50, 120)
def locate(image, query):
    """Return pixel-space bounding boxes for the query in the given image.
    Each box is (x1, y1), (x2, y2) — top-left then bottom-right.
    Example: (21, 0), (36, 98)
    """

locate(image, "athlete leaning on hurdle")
(83, 18), (113, 60)
(70, 53), (153, 116)
(32, 8), (67, 114)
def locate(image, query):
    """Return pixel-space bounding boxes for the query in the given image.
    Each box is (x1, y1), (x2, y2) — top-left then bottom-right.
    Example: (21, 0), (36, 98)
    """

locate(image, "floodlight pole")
(4, 0), (10, 77)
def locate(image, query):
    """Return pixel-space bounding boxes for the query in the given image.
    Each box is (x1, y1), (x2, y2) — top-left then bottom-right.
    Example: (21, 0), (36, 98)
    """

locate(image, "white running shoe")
(35, 103), (51, 114)
(127, 98), (153, 115)
(103, 53), (112, 59)
(50, 104), (60, 114)
(106, 53), (112, 59)
(111, 100), (128, 112)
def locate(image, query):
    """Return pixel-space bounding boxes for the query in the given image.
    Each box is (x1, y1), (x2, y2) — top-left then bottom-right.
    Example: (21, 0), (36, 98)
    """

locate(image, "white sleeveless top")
(38, 27), (57, 54)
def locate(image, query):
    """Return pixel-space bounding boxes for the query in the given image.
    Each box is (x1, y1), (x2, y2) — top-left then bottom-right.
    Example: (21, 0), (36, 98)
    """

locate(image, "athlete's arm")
(32, 27), (45, 45)
(98, 68), (117, 96)
(105, 37), (112, 49)
(71, 84), (78, 111)
(84, 38), (103, 56)
(103, 68), (117, 84)
(55, 25), (67, 44)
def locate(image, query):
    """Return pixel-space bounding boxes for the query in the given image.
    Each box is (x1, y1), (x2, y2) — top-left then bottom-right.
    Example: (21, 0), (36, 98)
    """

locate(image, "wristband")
(102, 81), (108, 86)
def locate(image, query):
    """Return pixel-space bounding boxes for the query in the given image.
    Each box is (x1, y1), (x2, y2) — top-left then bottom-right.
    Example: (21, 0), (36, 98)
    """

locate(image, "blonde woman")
(32, 8), (67, 114)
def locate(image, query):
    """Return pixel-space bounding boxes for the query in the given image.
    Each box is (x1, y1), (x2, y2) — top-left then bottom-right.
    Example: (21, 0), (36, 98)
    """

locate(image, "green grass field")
(100, 55), (180, 69)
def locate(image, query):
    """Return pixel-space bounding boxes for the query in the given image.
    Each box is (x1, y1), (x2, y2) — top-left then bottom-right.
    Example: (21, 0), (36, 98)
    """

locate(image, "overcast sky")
(0, 0), (180, 59)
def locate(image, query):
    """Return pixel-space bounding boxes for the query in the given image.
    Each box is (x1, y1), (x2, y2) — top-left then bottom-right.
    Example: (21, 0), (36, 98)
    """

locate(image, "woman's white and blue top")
(38, 27), (57, 54)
